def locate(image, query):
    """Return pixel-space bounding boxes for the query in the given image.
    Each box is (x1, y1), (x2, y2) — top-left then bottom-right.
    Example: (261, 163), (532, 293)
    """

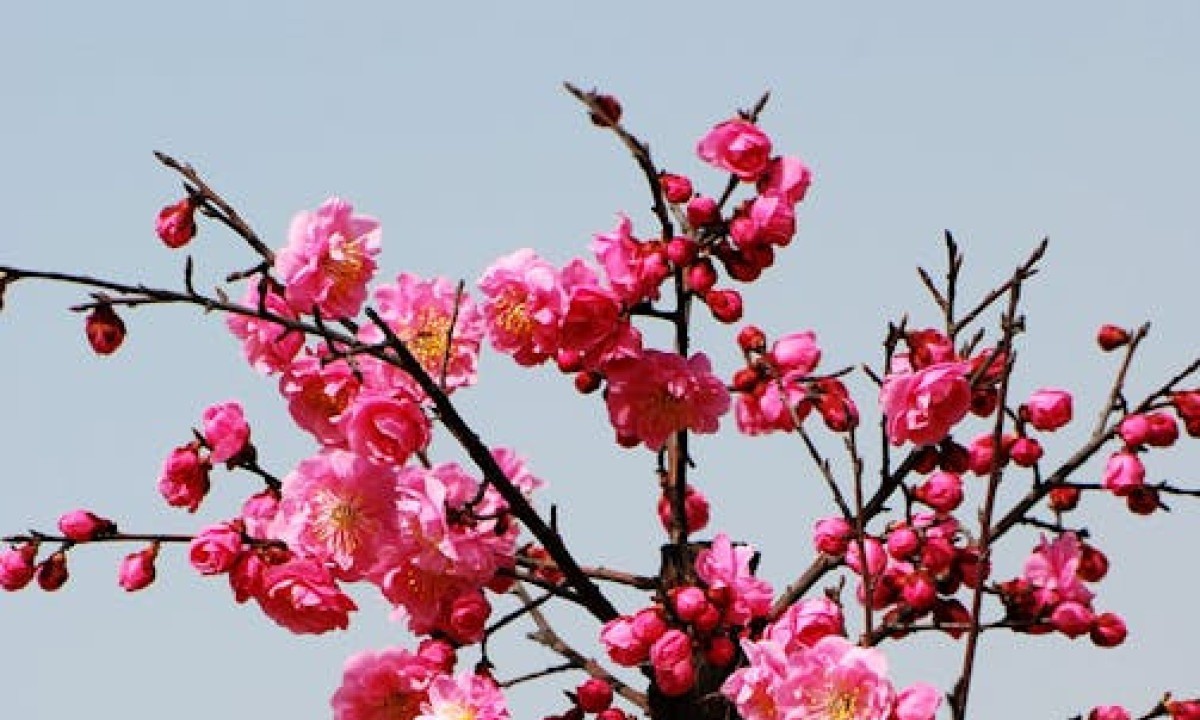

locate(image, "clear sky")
(2, 2), (1198, 718)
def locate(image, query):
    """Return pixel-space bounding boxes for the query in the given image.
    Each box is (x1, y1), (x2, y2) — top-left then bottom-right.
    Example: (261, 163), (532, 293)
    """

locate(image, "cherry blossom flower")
(256, 556), (357, 635)
(275, 197), (381, 319)
(880, 361), (972, 446)
(226, 283), (305, 375)
(478, 249), (565, 366)
(604, 350), (730, 450)
(202, 401), (251, 464)
(417, 672), (510, 720)
(331, 646), (438, 720)
(695, 533), (772, 625)
(697, 118), (773, 180)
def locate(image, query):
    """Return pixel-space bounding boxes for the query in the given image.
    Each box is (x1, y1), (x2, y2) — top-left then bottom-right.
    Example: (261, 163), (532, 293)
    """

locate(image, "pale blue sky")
(2, 3), (1198, 718)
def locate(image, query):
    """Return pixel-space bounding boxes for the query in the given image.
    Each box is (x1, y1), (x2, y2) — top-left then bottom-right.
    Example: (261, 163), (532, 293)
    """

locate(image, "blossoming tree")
(2, 85), (1198, 720)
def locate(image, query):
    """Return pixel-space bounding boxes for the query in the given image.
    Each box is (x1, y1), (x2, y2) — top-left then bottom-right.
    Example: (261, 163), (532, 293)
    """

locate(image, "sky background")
(2, 2), (1198, 718)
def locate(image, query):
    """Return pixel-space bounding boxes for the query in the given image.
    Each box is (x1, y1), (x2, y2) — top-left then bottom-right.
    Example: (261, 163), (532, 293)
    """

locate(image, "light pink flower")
(1102, 451), (1145, 496)
(893, 683), (941, 720)
(650, 629), (696, 697)
(590, 214), (671, 305)
(371, 272), (484, 392)
(697, 119), (773, 181)
(331, 646), (438, 720)
(774, 636), (896, 720)
(202, 401), (251, 464)
(275, 197), (381, 319)
(158, 444), (211, 512)
(1023, 388), (1074, 432)
(341, 392), (430, 468)
(766, 597), (845, 652)
(880, 361), (972, 446)
(1022, 532), (1094, 609)
(695, 533), (773, 625)
(257, 556), (357, 635)
(417, 672), (510, 720)
(273, 450), (400, 581)
(478, 249), (565, 366)
(188, 522), (244, 576)
(226, 283), (305, 374)
(604, 350), (730, 450)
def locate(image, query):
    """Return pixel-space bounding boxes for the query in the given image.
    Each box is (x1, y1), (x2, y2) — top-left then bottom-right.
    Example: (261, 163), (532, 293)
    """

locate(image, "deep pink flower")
(591, 215), (671, 305)
(557, 260), (642, 370)
(695, 533), (773, 625)
(478, 249), (566, 366)
(226, 283), (305, 375)
(257, 556), (357, 635)
(1023, 388), (1074, 432)
(275, 197), (381, 319)
(331, 646), (437, 720)
(766, 597), (845, 652)
(1088, 706), (1132, 720)
(1102, 451), (1145, 496)
(188, 522), (244, 576)
(697, 119), (773, 181)
(118, 544), (158, 592)
(0, 544), (38, 591)
(57, 509), (116, 542)
(370, 272), (485, 392)
(604, 350), (730, 450)
(893, 684), (941, 720)
(341, 392), (430, 468)
(813, 517), (854, 557)
(280, 354), (361, 446)
(202, 401), (251, 464)
(650, 629), (696, 697)
(880, 361), (972, 446)
(600, 615), (648, 667)
(1022, 532), (1094, 609)
(757, 155), (813, 205)
(729, 195), (796, 248)
(417, 672), (510, 720)
(273, 450), (400, 581)
(157, 444), (211, 512)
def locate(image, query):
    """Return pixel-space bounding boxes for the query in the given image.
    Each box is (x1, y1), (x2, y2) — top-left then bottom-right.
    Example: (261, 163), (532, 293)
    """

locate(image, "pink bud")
(665, 237), (698, 266)
(813, 516), (854, 557)
(671, 585), (708, 623)
(736, 325), (767, 354)
(1102, 451), (1145, 496)
(575, 677), (613, 713)
(37, 551), (69, 591)
(845, 537), (886, 577)
(1088, 706), (1131, 720)
(921, 536), (957, 575)
(118, 544), (158, 592)
(656, 485), (710, 534)
(886, 526), (920, 560)
(156, 197), (197, 248)
(685, 196), (719, 227)
(704, 635), (736, 667)
(158, 444), (211, 513)
(1009, 437), (1044, 467)
(85, 304), (127, 356)
(202, 401), (251, 465)
(1050, 600), (1094, 638)
(1078, 543), (1109, 583)
(417, 638), (457, 673)
(1090, 612), (1127, 647)
(649, 629), (695, 697)
(693, 603), (722, 634)
(631, 606), (668, 645)
(57, 509), (117, 542)
(446, 590), (491, 644)
(0, 543), (38, 591)
(600, 615), (646, 667)
(684, 259), (717, 293)
(1118, 414), (1152, 446)
(1048, 485), (1081, 513)
(914, 471), (964, 513)
(1145, 411), (1179, 447)
(597, 710), (628, 720)
(659, 173), (694, 204)
(1022, 388), (1073, 432)
(901, 571), (937, 612)
(188, 522), (244, 575)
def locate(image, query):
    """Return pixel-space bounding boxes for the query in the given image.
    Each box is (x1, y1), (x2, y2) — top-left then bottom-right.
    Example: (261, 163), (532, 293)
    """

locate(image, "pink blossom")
(1050, 600), (1095, 638)
(557, 260), (642, 370)
(443, 590), (491, 645)
(188, 522), (244, 576)
(1023, 388), (1074, 432)
(913, 471), (964, 513)
(893, 684), (941, 720)
(729, 195), (796, 248)
(341, 392), (430, 468)
(417, 672), (510, 720)
(155, 197), (197, 248)
(57, 509), (116, 542)
(202, 401), (251, 464)
(845, 537), (888, 578)
(371, 272), (485, 392)
(880, 361), (972, 446)
(604, 350), (730, 450)
(477, 249), (566, 366)
(771, 331), (822, 375)
(240, 490), (280, 540)
(590, 215), (671, 305)
(0, 544), (37, 591)
(1088, 706), (1132, 720)
(331, 646), (437, 720)
(757, 155), (813, 205)
(697, 119), (773, 181)
(226, 283), (305, 374)
(766, 597), (845, 651)
(118, 545), (158, 592)
(273, 450), (400, 581)
(600, 615), (648, 666)
(280, 354), (361, 446)
(656, 484), (710, 534)
(695, 533), (773, 625)
(1102, 451), (1145, 496)
(735, 370), (812, 436)
(1022, 532), (1094, 609)
(650, 629), (696, 697)
(158, 444), (211, 512)
(275, 197), (381, 319)
(257, 556), (357, 634)
(813, 517), (854, 556)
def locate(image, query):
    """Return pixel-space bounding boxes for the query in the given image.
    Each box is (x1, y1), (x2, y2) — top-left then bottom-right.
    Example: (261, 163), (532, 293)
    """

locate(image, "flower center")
(493, 288), (533, 339)
(404, 311), (452, 372)
(378, 691), (423, 720)
(827, 689), (857, 720)
(313, 490), (375, 558)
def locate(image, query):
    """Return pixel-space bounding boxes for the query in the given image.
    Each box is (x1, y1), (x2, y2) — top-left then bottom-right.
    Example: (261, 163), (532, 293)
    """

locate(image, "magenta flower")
(590, 214), (670, 305)
(118, 544), (158, 592)
(275, 197), (381, 319)
(1022, 388), (1074, 432)
(280, 353), (362, 447)
(202, 401), (251, 464)
(695, 533), (773, 625)
(331, 646), (438, 720)
(478, 248), (566, 366)
(417, 672), (510, 720)
(604, 350), (730, 450)
(188, 522), (244, 576)
(1022, 532), (1095, 610)
(226, 283), (305, 375)
(341, 391), (430, 468)
(157, 444), (211, 512)
(880, 361), (972, 446)
(558, 260), (642, 371)
(697, 118), (773, 181)
(257, 556), (357, 635)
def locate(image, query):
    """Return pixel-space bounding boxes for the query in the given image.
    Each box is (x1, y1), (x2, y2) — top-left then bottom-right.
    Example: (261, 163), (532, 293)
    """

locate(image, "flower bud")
(597, 710), (628, 720)
(886, 525), (920, 560)
(1089, 706), (1131, 720)
(1078, 543), (1109, 583)
(901, 571), (937, 612)
(704, 288), (743, 324)
(659, 173), (694, 204)
(704, 635), (736, 667)
(575, 677), (613, 713)
(85, 304), (127, 355)
(684, 259), (717, 294)
(1050, 600), (1094, 638)
(671, 585), (709, 623)
(156, 197), (197, 249)
(1125, 485), (1160, 515)
(57, 509), (117, 542)
(587, 93), (622, 127)
(914, 471), (964, 513)
(574, 371), (603, 394)
(1048, 485), (1081, 513)
(1166, 699), (1200, 720)
(1089, 612), (1127, 647)
(445, 590), (491, 644)
(37, 551), (69, 591)
(1102, 451), (1144, 496)
(118, 544), (158, 592)
(1021, 388), (1073, 432)
(656, 485), (710, 534)
(813, 516), (853, 557)
(1096, 324), (1130, 351)
(0, 543), (38, 591)
(1145, 411), (1179, 447)
(1009, 437), (1044, 467)
(737, 325), (767, 353)
(685, 196), (719, 227)
(665, 237), (698, 266)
